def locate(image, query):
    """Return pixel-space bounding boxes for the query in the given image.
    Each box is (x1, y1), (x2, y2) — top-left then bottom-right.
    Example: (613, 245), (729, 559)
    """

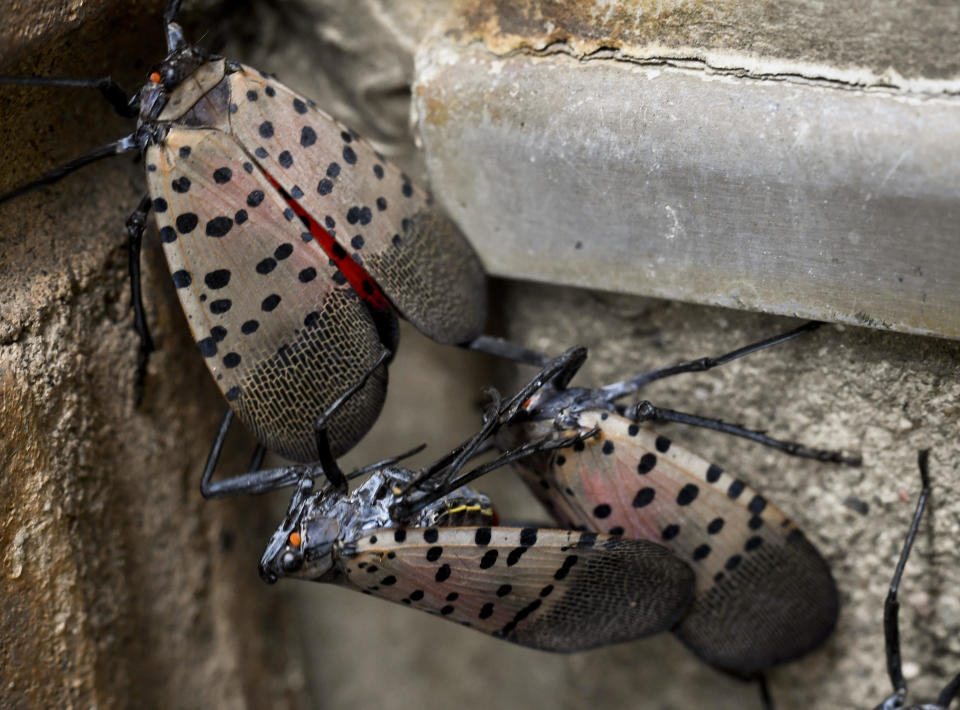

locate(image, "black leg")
(248, 444), (266, 473)
(126, 194), (155, 405)
(164, 0), (187, 51)
(877, 449), (960, 710)
(397, 346), (589, 501)
(0, 135), (138, 205)
(497, 346), (588, 419)
(599, 321), (824, 401)
(400, 392), (504, 497)
(392, 426), (600, 520)
(201, 350), (392, 499)
(463, 334), (551, 367)
(630, 401), (862, 465)
(756, 674), (774, 710)
(311, 348), (393, 493)
(313, 424), (345, 494)
(347, 444), (427, 481)
(202, 463), (322, 499)
(164, 0), (183, 25)
(200, 408), (234, 497)
(200, 408), (321, 498)
(0, 76), (137, 117)
(937, 673), (960, 709)
(880, 450), (932, 707)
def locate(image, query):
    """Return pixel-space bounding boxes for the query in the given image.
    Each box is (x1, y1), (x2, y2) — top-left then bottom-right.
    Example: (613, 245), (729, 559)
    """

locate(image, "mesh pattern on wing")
(365, 208), (487, 344)
(233, 289), (388, 461)
(673, 529), (838, 676)
(519, 538), (695, 652)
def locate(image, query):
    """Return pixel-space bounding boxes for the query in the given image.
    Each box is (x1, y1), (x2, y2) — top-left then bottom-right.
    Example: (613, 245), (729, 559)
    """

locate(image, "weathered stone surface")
(3, 1), (958, 709)
(450, 0), (960, 84)
(1, 3), (303, 708)
(413, 7), (960, 339)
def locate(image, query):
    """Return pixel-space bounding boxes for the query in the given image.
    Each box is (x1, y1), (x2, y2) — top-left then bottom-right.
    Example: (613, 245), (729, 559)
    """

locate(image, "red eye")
(288, 531), (302, 547)
(149, 71), (161, 84)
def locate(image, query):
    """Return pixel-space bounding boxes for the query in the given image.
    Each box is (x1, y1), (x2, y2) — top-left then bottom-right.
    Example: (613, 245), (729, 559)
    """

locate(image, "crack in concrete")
(475, 39), (960, 99)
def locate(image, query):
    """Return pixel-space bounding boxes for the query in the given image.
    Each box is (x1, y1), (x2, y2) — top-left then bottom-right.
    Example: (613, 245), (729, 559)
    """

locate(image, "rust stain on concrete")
(454, 0), (731, 56)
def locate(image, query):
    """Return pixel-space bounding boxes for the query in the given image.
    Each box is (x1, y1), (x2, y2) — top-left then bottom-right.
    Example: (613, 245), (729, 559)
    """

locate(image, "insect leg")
(463, 334), (552, 367)
(498, 346), (589, 417)
(164, 0), (184, 26)
(756, 674), (774, 710)
(629, 400), (861, 464)
(399, 392), (504, 499)
(0, 134), (138, 205)
(200, 409), (319, 498)
(0, 76), (137, 117)
(407, 346), (589, 491)
(442, 426), (599, 493)
(937, 673), (960, 709)
(393, 427), (599, 519)
(346, 443), (428, 481)
(879, 450), (932, 706)
(163, 0), (186, 52)
(248, 444), (267, 473)
(311, 348), (393, 493)
(202, 464), (320, 498)
(125, 194), (155, 405)
(201, 349), (392, 497)
(599, 321), (823, 400)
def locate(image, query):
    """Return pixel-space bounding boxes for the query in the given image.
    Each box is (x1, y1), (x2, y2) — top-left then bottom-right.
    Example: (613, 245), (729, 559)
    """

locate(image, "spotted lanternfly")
(873, 450), (959, 710)
(262, 477), (695, 652)
(491, 324), (860, 677)
(0, 0), (495, 465)
(256, 353), (696, 652)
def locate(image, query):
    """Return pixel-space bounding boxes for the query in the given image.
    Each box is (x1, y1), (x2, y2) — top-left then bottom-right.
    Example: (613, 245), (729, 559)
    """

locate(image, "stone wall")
(1, 1), (957, 709)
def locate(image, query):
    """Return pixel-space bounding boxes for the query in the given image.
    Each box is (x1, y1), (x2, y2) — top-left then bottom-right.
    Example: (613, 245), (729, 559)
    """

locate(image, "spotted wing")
(339, 526), (694, 652)
(514, 411), (838, 675)
(145, 127), (387, 461)
(226, 65), (487, 344)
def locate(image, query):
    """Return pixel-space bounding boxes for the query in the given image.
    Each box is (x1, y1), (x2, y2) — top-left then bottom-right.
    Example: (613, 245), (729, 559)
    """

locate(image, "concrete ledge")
(414, 41), (960, 339)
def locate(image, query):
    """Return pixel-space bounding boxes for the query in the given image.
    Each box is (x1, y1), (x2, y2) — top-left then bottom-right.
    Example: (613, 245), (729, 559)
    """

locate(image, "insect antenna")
(0, 135), (138, 205)
(598, 320), (823, 400)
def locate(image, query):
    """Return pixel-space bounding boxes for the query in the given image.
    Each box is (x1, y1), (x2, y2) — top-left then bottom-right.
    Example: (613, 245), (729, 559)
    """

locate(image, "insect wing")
(228, 66), (487, 344)
(146, 128), (387, 461)
(518, 410), (838, 674)
(341, 526), (694, 652)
